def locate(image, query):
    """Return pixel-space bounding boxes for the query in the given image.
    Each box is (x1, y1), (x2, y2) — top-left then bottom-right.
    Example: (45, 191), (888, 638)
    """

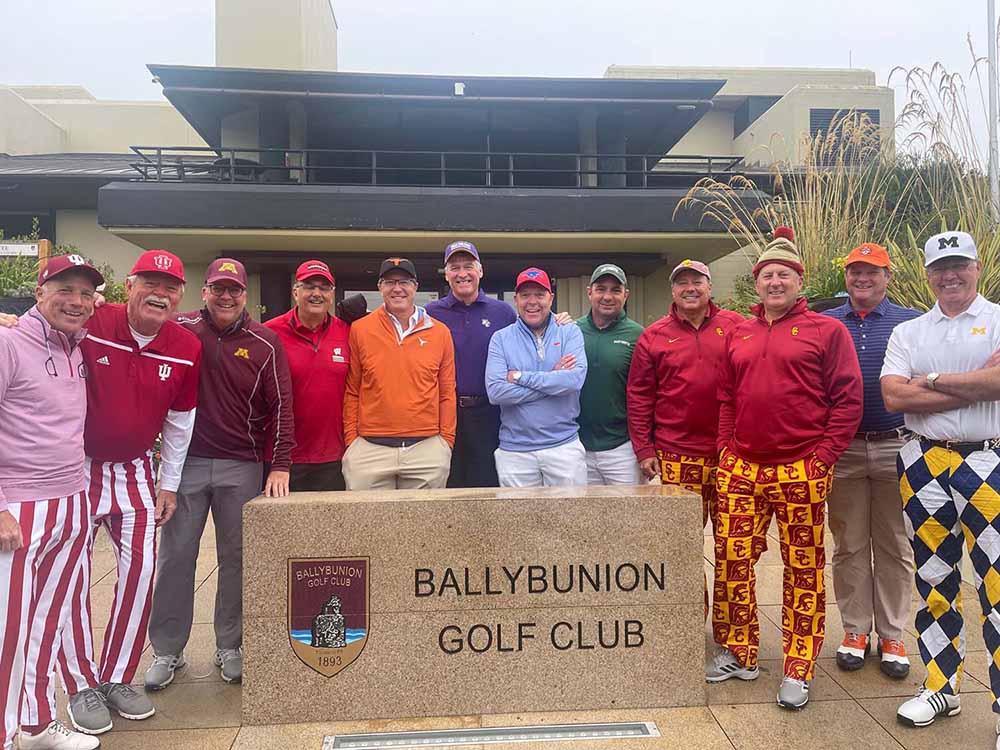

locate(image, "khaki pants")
(343, 436), (451, 490)
(827, 436), (913, 641)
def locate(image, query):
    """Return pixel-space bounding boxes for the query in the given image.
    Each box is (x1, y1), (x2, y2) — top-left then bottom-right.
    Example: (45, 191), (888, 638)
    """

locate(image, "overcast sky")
(1, 0), (989, 128)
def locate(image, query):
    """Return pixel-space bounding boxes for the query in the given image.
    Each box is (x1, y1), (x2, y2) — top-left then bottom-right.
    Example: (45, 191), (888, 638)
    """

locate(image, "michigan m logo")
(938, 236), (960, 250)
(972, 327), (987, 336)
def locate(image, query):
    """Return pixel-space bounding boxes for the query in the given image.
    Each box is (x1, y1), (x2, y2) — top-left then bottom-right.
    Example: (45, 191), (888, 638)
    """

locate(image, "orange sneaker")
(879, 638), (910, 679)
(835, 632), (869, 671)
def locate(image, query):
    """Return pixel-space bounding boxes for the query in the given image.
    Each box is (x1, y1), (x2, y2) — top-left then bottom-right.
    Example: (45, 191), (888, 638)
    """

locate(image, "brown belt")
(856, 429), (906, 441)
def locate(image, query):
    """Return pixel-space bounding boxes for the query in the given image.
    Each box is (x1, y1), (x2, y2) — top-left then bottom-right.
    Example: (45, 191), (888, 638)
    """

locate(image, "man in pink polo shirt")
(0, 254), (103, 750)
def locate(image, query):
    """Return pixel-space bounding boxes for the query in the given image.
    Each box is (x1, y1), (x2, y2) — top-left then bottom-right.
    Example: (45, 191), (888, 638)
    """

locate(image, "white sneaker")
(896, 687), (961, 727)
(704, 647), (760, 683)
(18, 720), (100, 750)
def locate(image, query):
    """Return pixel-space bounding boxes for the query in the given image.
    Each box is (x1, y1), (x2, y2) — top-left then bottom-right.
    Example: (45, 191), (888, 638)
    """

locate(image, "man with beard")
(881, 232), (1000, 742)
(265, 260), (350, 491)
(145, 258), (293, 689)
(708, 228), (862, 710)
(627, 259), (744, 613)
(486, 268), (587, 487)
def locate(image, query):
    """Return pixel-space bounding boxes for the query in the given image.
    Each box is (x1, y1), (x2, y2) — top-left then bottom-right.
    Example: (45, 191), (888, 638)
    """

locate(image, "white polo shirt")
(881, 294), (1000, 441)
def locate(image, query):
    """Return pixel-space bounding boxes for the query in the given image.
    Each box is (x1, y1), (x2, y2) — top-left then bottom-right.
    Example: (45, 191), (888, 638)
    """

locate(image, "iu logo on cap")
(154, 255), (173, 270)
(67, 254), (87, 265)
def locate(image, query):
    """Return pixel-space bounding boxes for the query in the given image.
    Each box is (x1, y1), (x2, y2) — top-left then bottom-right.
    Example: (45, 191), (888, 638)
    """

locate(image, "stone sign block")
(243, 485), (704, 725)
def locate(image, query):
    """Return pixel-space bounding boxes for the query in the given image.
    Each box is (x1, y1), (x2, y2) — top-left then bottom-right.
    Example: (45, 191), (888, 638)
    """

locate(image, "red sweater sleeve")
(626, 330), (658, 462)
(716, 331), (736, 454)
(815, 319), (864, 466)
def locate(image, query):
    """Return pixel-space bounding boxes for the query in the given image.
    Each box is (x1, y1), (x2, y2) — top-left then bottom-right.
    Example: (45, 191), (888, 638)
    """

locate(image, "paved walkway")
(67, 519), (999, 750)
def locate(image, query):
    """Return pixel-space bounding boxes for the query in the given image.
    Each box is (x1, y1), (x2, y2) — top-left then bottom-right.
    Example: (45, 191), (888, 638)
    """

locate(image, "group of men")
(1, 227), (999, 749)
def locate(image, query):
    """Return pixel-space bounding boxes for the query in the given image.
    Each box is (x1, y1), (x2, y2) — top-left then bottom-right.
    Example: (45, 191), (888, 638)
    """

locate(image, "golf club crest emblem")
(288, 557), (369, 677)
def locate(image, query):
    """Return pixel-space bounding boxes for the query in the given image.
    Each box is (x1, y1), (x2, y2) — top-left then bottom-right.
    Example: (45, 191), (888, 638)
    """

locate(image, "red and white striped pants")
(1, 492), (89, 750)
(57, 455), (157, 693)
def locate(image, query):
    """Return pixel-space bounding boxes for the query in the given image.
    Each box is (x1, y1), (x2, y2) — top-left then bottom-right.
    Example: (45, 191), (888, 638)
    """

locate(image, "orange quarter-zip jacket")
(716, 297), (863, 466)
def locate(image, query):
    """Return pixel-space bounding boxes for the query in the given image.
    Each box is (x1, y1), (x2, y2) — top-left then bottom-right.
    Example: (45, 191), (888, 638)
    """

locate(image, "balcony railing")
(130, 146), (743, 188)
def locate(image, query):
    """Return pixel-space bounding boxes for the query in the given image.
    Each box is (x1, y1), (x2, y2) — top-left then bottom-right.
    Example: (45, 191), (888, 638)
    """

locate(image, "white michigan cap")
(923, 231), (978, 267)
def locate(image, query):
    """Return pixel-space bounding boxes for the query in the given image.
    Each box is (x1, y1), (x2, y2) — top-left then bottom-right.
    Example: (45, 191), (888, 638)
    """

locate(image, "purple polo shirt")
(427, 290), (516, 397)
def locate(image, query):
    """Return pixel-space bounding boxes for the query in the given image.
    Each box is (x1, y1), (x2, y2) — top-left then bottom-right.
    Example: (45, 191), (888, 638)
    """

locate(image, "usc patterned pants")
(712, 447), (833, 681)
(898, 438), (1000, 711)
(658, 450), (718, 619)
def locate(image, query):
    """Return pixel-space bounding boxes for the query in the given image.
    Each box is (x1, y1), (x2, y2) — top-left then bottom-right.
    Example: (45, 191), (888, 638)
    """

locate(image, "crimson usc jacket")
(717, 297), (862, 466)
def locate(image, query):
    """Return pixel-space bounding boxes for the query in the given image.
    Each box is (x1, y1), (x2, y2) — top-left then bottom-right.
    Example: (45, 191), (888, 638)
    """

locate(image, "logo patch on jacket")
(235, 347), (250, 359)
(332, 346), (346, 363)
(716, 327), (724, 336)
(482, 318), (491, 328)
(791, 327), (800, 336)
(972, 327), (987, 336)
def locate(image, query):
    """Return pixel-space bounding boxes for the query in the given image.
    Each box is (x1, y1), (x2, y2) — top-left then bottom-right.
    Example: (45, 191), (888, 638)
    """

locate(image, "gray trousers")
(148, 457), (262, 655)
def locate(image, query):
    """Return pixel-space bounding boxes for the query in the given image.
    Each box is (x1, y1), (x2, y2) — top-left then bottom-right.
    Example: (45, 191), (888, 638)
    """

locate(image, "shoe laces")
(881, 638), (906, 654)
(711, 648), (736, 666)
(843, 632), (867, 647)
(78, 688), (107, 712)
(106, 683), (141, 700)
(151, 653), (182, 668)
(217, 647), (241, 664)
(48, 720), (73, 738)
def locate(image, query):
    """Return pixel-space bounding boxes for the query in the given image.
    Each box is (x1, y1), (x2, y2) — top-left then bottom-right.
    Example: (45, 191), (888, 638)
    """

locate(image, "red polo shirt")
(82, 304), (202, 462)
(264, 308), (350, 464)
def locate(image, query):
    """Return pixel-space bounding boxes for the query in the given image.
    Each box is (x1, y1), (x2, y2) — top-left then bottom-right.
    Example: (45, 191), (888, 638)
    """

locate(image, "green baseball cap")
(589, 263), (627, 285)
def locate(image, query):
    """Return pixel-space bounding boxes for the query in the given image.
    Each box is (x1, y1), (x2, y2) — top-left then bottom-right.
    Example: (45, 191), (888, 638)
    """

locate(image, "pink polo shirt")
(0, 306), (88, 512)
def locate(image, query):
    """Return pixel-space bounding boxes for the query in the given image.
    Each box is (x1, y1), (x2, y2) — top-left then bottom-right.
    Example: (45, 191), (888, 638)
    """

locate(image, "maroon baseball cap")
(205, 258), (247, 288)
(515, 267), (552, 292)
(670, 259), (712, 282)
(38, 254), (105, 288)
(131, 249), (186, 283)
(295, 260), (335, 284)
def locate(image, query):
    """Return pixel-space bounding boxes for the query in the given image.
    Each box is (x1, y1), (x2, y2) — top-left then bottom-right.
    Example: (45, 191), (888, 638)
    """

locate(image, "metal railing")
(129, 146), (743, 188)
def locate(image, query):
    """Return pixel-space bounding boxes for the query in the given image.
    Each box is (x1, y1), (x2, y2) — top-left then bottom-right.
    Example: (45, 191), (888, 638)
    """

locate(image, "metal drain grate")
(324, 722), (660, 750)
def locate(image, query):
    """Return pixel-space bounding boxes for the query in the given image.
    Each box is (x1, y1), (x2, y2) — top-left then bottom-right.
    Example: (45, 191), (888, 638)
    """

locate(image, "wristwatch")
(926, 372), (940, 390)
(512, 371), (522, 382)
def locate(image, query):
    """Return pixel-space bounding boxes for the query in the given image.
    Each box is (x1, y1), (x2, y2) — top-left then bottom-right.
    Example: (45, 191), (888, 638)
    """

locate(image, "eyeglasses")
(379, 278), (416, 288)
(298, 282), (334, 293)
(928, 259), (974, 274)
(207, 284), (246, 298)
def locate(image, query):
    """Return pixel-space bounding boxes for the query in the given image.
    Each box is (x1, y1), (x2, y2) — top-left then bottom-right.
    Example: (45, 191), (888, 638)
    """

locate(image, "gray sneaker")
(66, 687), (112, 735)
(777, 677), (810, 710)
(215, 647), (242, 683)
(102, 682), (155, 720)
(144, 653), (186, 691)
(705, 648), (760, 683)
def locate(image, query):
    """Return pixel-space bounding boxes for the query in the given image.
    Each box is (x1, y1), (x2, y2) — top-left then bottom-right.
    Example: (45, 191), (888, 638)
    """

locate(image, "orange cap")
(844, 243), (891, 269)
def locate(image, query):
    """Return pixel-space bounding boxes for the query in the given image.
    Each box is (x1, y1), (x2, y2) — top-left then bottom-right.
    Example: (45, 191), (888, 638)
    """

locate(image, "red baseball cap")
(205, 258), (247, 288)
(131, 249), (186, 283)
(38, 254), (105, 288)
(515, 267), (552, 292)
(295, 260), (334, 284)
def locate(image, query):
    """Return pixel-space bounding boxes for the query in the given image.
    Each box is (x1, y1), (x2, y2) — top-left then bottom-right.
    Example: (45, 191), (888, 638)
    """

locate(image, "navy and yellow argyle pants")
(899, 438), (1000, 712)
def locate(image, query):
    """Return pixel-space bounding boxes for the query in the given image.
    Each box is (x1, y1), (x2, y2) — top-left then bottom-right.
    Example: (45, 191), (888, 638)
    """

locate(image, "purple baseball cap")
(444, 241), (480, 263)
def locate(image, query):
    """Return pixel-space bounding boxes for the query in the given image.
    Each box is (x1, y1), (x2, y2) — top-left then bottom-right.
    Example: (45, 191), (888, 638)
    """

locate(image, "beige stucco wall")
(734, 85), (894, 166)
(216, 0), (337, 72)
(669, 108), (737, 156)
(0, 88), (68, 155)
(56, 210), (145, 280)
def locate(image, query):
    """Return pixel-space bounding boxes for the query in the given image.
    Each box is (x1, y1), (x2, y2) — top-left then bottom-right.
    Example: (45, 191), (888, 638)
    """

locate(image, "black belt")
(856, 429), (907, 441)
(363, 436), (429, 448)
(918, 435), (1000, 453)
(458, 395), (489, 408)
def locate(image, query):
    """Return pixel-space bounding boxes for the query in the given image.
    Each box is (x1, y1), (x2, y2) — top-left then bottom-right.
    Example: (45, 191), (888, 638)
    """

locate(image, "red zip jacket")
(627, 302), (745, 460)
(717, 297), (862, 466)
(264, 308), (350, 464)
(177, 309), (295, 471)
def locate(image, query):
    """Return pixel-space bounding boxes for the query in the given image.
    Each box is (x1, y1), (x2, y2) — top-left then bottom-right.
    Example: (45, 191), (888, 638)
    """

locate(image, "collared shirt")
(427, 290), (516, 397)
(576, 310), (645, 452)
(824, 297), (920, 432)
(881, 294), (1000, 441)
(387, 306), (425, 342)
(0, 306), (88, 510)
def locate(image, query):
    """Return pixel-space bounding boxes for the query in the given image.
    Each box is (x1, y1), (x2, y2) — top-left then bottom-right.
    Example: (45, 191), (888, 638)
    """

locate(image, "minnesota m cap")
(205, 258), (248, 288)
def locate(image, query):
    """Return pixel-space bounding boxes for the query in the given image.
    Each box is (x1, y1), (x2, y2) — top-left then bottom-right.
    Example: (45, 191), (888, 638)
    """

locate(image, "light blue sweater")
(485, 314), (587, 452)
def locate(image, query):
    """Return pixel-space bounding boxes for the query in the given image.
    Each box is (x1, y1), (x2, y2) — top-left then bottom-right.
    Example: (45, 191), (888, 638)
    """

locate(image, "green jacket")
(576, 310), (645, 452)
